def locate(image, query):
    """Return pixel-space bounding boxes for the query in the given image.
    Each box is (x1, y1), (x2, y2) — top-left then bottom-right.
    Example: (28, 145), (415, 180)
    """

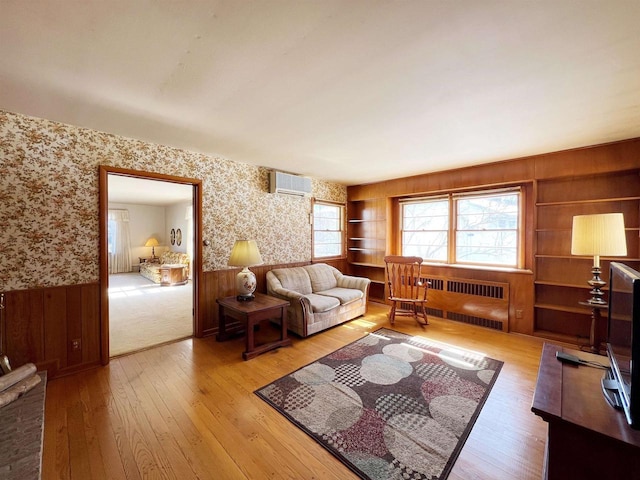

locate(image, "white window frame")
(312, 199), (346, 260)
(400, 187), (522, 268)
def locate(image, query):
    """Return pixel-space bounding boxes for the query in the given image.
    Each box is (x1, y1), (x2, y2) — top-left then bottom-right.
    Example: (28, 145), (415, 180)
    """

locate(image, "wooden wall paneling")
(66, 285), (83, 366)
(347, 158), (534, 201)
(317, 258), (348, 272)
(201, 270), (218, 335)
(536, 284), (591, 308)
(506, 272), (535, 335)
(44, 287), (68, 372)
(425, 276), (510, 331)
(4, 284), (102, 378)
(388, 197), (400, 255)
(522, 182), (536, 271)
(536, 257), (593, 286)
(536, 171), (640, 205)
(81, 284), (100, 365)
(347, 151), (639, 344)
(419, 265), (534, 335)
(537, 202), (640, 230)
(4, 289), (44, 367)
(534, 138), (640, 180)
(535, 308), (589, 340)
(253, 265), (269, 294)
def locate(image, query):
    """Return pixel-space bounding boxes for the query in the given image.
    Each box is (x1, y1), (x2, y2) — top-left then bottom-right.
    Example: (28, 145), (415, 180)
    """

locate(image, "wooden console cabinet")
(160, 264), (188, 286)
(532, 343), (640, 479)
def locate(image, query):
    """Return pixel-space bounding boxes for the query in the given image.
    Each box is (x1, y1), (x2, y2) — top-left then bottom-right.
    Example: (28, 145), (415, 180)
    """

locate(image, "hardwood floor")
(42, 303), (548, 479)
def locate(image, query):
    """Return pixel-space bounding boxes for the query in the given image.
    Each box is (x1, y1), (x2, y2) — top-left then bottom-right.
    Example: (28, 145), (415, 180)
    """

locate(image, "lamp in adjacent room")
(228, 239), (263, 301)
(145, 237), (159, 259)
(571, 213), (627, 305)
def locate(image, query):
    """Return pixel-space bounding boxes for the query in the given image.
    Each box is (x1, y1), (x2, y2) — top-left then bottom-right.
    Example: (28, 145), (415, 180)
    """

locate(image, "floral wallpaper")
(0, 110), (346, 291)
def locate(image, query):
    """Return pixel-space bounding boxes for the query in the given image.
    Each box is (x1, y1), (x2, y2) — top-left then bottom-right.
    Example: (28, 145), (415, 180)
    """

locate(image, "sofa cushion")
(304, 264), (338, 292)
(317, 287), (364, 305)
(161, 251), (189, 266)
(304, 293), (341, 313)
(270, 267), (313, 295)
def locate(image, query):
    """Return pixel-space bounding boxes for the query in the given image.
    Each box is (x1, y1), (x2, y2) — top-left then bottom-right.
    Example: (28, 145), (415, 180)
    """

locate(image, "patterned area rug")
(255, 328), (503, 480)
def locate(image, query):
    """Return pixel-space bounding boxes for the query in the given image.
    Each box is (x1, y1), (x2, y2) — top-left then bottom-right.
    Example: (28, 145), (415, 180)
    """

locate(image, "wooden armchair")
(384, 255), (429, 326)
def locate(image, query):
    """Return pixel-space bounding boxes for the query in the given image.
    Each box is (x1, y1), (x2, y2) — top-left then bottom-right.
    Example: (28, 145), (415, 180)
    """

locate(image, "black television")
(604, 262), (640, 428)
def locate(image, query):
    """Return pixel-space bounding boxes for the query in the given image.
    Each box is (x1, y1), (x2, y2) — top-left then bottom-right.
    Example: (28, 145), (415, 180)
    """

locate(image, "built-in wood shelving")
(534, 169), (640, 343)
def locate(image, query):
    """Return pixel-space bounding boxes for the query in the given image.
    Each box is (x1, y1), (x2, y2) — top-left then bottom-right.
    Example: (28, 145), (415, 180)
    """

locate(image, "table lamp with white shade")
(571, 213), (627, 305)
(145, 237), (160, 259)
(228, 240), (263, 301)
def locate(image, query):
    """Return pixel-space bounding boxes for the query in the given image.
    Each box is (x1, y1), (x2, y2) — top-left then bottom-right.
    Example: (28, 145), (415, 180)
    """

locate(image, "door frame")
(99, 166), (204, 365)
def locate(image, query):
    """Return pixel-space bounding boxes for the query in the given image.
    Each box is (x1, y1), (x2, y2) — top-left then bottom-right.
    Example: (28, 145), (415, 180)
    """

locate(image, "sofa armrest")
(336, 274), (371, 293)
(269, 286), (305, 302)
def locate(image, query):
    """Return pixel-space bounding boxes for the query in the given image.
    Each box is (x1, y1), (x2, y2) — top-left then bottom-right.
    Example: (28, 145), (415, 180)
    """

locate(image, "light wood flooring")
(42, 303), (548, 479)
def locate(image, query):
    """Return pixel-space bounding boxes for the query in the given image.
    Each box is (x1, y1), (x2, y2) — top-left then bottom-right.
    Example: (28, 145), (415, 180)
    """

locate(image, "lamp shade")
(145, 237), (159, 248)
(571, 213), (627, 257)
(228, 240), (263, 267)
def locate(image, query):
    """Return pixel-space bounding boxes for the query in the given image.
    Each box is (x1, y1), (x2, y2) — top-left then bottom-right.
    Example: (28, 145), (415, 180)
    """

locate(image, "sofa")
(139, 251), (190, 284)
(266, 263), (371, 337)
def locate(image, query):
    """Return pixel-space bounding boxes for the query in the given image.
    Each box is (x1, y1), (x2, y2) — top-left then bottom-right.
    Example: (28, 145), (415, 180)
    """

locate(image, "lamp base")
(236, 294), (255, 302)
(236, 267), (257, 301)
(586, 265), (607, 305)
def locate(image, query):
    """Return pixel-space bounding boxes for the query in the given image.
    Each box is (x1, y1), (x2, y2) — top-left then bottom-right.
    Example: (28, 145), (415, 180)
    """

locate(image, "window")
(107, 220), (116, 254)
(402, 197), (449, 261)
(312, 200), (345, 259)
(401, 188), (521, 267)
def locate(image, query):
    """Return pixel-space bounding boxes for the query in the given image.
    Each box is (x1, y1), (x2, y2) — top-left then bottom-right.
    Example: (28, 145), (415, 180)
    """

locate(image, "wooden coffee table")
(216, 293), (291, 360)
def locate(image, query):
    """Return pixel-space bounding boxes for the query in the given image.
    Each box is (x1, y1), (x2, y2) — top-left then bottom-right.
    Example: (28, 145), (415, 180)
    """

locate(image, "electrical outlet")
(71, 338), (81, 351)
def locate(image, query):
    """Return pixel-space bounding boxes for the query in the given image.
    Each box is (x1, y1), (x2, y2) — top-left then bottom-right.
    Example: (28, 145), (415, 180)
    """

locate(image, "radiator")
(401, 275), (509, 331)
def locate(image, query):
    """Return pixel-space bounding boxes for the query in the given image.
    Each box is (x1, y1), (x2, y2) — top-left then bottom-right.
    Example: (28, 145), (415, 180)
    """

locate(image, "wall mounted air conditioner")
(269, 170), (312, 196)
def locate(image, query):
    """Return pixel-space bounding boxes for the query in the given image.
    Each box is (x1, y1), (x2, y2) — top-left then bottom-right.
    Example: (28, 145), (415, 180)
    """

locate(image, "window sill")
(421, 262), (533, 275)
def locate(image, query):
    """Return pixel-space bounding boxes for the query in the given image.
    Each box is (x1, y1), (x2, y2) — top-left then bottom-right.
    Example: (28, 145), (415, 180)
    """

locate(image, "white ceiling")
(108, 175), (193, 206)
(2, 1), (640, 186)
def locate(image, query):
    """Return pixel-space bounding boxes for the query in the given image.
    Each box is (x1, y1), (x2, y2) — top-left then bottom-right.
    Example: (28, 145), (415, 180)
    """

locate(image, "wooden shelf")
(350, 262), (384, 268)
(535, 303), (592, 315)
(534, 280), (593, 289)
(347, 198), (387, 270)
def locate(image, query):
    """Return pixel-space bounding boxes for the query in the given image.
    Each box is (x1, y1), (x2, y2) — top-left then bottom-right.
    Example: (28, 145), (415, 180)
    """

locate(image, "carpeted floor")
(109, 272), (193, 357)
(256, 328), (503, 480)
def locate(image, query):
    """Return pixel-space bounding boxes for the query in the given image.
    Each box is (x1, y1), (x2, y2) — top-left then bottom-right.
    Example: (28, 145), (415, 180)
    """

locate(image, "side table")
(216, 293), (291, 360)
(139, 256), (160, 264)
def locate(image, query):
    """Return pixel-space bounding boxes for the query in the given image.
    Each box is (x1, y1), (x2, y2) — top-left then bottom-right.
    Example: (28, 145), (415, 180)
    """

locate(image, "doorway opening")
(99, 167), (203, 364)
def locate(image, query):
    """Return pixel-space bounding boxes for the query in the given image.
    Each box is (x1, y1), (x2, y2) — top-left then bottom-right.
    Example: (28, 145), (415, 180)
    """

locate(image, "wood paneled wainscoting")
(2, 259), (348, 379)
(3, 283), (101, 378)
